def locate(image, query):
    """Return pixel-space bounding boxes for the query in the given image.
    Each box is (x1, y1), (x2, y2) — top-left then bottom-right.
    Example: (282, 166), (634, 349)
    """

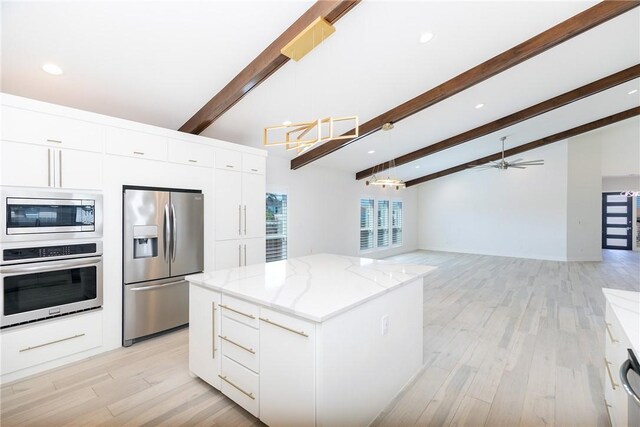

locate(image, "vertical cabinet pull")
(605, 358), (618, 390)
(58, 150), (63, 187)
(238, 244), (242, 267)
(238, 205), (242, 235)
(243, 205), (247, 235)
(47, 148), (52, 187)
(212, 302), (217, 358)
(243, 244), (247, 267)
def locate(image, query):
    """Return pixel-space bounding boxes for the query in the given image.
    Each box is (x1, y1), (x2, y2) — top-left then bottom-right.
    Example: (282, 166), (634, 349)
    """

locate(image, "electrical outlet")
(381, 315), (389, 335)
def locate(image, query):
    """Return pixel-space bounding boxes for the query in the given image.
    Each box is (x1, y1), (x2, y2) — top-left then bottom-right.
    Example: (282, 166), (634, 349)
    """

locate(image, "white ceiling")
(2, 1), (639, 184)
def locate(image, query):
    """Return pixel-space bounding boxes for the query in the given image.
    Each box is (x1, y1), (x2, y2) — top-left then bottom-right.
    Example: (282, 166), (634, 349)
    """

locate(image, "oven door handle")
(0, 257), (102, 274)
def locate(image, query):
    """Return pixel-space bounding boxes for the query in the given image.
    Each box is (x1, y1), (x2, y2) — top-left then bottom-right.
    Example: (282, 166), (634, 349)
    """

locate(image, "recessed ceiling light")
(282, 120), (292, 126)
(419, 32), (434, 44)
(628, 89), (638, 95)
(415, 165), (421, 169)
(475, 103), (485, 109)
(42, 63), (63, 75)
(368, 150), (375, 154)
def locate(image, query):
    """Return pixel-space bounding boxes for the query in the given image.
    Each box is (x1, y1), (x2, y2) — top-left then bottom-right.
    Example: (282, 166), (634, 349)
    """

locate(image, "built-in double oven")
(0, 187), (103, 328)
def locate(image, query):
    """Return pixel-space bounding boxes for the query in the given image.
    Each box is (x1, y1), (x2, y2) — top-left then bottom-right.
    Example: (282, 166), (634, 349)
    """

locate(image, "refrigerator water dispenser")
(133, 225), (158, 258)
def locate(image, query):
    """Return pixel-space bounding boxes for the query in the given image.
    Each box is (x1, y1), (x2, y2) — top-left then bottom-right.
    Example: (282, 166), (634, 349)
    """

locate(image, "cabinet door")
(242, 172), (265, 239)
(215, 239), (243, 270)
(189, 284), (221, 389)
(215, 169), (243, 241)
(0, 141), (50, 187)
(244, 238), (265, 266)
(259, 308), (316, 427)
(59, 149), (103, 190)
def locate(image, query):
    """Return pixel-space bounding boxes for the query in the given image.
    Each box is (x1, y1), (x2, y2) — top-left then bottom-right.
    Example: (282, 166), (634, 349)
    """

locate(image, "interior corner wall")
(417, 141), (569, 261)
(265, 155), (419, 259)
(566, 132), (602, 262)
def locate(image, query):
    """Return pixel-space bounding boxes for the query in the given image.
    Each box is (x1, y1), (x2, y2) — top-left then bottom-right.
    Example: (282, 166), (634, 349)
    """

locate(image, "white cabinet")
(215, 148), (242, 171)
(259, 308), (316, 427)
(168, 139), (215, 168)
(242, 173), (265, 239)
(242, 153), (266, 175)
(106, 127), (168, 161)
(1, 310), (103, 377)
(189, 284), (221, 389)
(215, 169), (243, 241)
(215, 238), (265, 270)
(0, 141), (102, 189)
(1, 106), (104, 152)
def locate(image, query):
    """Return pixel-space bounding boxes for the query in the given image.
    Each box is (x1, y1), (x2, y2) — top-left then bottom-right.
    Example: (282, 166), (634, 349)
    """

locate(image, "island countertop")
(186, 253), (435, 322)
(603, 288), (640, 353)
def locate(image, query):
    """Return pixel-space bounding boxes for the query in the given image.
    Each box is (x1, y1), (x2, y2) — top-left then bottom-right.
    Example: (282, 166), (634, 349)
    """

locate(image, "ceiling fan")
(470, 136), (544, 170)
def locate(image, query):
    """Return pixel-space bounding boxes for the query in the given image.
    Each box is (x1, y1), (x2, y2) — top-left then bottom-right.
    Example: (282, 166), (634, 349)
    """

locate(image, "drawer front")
(220, 295), (259, 328)
(106, 128), (168, 161)
(221, 355), (259, 417)
(242, 154), (265, 175)
(2, 106), (104, 153)
(221, 316), (259, 373)
(215, 148), (242, 171)
(1, 310), (103, 375)
(168, 139), (215, 168)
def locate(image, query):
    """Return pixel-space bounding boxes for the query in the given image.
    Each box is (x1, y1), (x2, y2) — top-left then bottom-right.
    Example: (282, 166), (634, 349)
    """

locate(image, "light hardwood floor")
(1, 249), (638, 426)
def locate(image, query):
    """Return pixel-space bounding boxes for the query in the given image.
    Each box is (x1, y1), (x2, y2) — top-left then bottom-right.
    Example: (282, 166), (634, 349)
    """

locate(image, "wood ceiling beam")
(405, 107), (640, 187)
(179, 1), (361, 135)
(355, 64), (640, 180)
(291, 0), (640, 170)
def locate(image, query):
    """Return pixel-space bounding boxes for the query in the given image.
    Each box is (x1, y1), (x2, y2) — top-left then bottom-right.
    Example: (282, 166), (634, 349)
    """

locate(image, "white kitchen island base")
(187, 254), (433, 427)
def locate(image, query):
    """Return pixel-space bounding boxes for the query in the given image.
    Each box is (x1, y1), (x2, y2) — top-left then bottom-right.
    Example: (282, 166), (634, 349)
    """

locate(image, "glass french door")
(602, 192), (633, 250)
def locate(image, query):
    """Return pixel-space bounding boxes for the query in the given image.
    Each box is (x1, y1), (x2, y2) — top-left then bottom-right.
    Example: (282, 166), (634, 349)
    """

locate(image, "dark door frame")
(602, 192), (633, 250)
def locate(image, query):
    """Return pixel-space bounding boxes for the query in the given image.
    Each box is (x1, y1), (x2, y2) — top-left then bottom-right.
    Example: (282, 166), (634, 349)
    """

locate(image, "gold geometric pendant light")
(263, 17), (359, 154)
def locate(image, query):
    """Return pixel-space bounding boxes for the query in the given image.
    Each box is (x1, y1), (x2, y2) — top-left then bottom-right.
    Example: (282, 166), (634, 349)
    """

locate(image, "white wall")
(601, 117), (640, 177)
(566, 132), (602, 261)
(417, 142), (569, 261)
(265, 155), (418, 259)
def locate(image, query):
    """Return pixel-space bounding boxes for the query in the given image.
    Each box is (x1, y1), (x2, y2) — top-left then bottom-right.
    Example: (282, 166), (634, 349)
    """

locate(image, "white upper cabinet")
(242, 153), (265, 175)
(215, 148), (242, 171)
(242, 173), (265, 239)
(1, 106), (104, 152)
(168, 139), (215, 168)
(58, 149), (103, 190)
(106, 127), (168, 162)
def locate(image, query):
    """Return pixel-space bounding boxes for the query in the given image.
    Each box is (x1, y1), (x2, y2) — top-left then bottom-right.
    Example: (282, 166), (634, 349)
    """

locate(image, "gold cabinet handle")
(605, 358), (618, 390)
(259, 317), (308, 337)
(605, 322), (619, 343)
(219, 335), (255, 354)
(212, 302), (217, 359)
(218, 375), (255, 400)
(20, 333), (85, 352)
(219, 304), (255, 319)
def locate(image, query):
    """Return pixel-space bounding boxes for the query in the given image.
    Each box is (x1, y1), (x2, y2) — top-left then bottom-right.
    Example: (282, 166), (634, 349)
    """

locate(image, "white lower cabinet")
(1, 310), (103, 377)
(221, 355), (260, 417)
(189, 284), (221, 389)
(259, 308), (316, 427)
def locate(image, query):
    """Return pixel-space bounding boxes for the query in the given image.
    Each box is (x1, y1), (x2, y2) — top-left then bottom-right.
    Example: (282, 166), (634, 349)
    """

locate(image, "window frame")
(265, 192), (288, 262)
(359, 197), (404, 253)
(359, 198), (375, 253)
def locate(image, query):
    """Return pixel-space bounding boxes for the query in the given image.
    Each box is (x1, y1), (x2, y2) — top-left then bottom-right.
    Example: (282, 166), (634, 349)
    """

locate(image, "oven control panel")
(3, 243), (97, 261)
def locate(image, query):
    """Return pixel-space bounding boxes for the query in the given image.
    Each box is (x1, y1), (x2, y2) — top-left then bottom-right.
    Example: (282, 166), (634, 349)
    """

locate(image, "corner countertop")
(603, 288), (640, 353)
(186, 253), (436, 322)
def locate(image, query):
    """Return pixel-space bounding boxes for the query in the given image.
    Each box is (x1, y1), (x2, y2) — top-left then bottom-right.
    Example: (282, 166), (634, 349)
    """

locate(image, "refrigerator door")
(170, 191), (204, 277)
(124, 189), (170, 284)
(123, 277), (189, 345)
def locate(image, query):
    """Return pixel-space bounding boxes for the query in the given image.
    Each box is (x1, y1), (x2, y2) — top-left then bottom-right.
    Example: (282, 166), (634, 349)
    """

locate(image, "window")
(266, 193), (287, 262)
(360, 198), (403, 251)
(360, 199), (374, 250)
(392, 201), (403, 245)
(377, 200), (389, 248)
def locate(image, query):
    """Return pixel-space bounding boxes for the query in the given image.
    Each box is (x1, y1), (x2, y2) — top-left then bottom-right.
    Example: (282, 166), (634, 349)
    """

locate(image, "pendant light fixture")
(365, 123), (406, 190)
(263, 17), (359, 154)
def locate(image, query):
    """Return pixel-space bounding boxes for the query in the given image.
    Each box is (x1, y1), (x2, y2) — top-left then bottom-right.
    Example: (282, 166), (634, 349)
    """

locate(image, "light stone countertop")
(186, 253), (436, 322)
(603, 288), (640, 353)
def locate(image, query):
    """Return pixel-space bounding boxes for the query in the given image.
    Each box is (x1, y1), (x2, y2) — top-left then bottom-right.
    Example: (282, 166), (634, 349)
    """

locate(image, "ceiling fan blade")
(513, 160), (544, 166)
(468, 164), (495, 170)
(508, 165), (526, 169)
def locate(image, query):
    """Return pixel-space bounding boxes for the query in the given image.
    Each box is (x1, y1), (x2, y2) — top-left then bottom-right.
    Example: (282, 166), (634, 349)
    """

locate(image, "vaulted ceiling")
(2, 1), (639, 186)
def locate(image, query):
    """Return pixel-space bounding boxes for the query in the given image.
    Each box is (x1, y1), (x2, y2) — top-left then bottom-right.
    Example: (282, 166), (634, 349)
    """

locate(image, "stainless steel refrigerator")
(122, 186), (203, 346)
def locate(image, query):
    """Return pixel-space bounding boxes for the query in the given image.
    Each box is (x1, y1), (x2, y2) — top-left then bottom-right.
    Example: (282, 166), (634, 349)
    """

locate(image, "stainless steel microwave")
(0, 187), (103, 242)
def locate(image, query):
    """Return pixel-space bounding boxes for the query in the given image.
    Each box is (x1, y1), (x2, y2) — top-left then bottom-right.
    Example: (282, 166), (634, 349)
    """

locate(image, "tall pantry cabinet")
(214, 148), (266, 269)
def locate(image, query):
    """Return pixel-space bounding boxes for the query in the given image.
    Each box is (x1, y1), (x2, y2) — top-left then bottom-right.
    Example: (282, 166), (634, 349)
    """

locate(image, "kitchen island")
(186, 253), (435, 427)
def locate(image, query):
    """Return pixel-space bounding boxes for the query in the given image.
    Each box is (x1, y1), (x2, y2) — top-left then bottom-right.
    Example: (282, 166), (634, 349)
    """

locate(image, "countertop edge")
(603, 288), (640, 353)
(186, 271), (430, 323)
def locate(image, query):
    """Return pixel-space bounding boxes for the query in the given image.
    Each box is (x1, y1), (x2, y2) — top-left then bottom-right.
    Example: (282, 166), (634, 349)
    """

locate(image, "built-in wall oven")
(0, 241), (103, 328)
(1, 187), (102, 242)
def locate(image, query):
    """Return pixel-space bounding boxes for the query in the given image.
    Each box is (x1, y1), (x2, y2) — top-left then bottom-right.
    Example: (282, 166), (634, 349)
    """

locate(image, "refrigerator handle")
(171, 203), (177, 262)
(163, 204), (170, 261)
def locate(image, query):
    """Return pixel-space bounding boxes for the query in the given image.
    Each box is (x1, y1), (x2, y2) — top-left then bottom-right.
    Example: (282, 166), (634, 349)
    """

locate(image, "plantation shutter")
(360, 199), (374, 250)
(377, 200), (389, 247)
(392, 201), (403, 245)
(266, 193), (287, 262)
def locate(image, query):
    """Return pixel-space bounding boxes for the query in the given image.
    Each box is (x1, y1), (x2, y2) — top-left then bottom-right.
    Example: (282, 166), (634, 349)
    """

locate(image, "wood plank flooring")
(1, 249), (638, 426)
